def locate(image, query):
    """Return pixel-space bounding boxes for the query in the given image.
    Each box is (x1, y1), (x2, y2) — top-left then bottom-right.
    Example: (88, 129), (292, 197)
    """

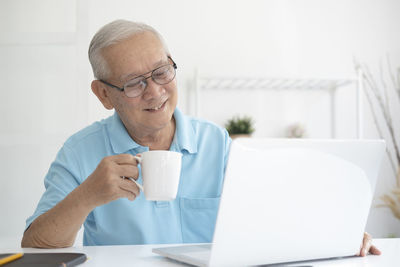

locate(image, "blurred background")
(0, 0), (399, 247)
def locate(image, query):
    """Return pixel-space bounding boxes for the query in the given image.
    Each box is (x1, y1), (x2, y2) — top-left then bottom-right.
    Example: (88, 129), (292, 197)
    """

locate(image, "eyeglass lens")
(124, 64), (176, 97)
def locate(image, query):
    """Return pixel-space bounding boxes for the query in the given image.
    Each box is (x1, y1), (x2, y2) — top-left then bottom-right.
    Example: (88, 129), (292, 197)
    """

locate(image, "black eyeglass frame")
(99, 56), (177, 97)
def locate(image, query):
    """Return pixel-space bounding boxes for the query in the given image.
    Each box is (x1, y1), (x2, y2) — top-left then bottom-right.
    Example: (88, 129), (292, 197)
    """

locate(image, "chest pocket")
(180, 197), (220, 243)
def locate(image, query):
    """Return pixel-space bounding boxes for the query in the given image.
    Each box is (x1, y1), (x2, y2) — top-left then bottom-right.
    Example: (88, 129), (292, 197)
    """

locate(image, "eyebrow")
(119, 58), (168, 82)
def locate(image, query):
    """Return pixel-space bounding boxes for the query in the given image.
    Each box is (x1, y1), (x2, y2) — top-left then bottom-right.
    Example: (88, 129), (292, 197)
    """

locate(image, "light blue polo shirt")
(25, 108), (231, 245)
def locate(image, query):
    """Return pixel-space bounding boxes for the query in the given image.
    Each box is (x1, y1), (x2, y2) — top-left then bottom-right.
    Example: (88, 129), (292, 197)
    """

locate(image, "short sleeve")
(25, 144), (82, 230)
(223, 129), (232, 174)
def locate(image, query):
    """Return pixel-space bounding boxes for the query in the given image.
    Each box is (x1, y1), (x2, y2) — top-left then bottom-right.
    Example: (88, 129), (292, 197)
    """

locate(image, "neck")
(128, 117), (176, 151)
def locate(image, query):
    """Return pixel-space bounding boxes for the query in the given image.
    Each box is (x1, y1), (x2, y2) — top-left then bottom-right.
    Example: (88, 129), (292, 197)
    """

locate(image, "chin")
(146, 109), (174, 127)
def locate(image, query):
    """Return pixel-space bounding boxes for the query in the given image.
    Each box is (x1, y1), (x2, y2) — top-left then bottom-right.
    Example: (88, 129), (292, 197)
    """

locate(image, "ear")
(91, 80), (114, 110)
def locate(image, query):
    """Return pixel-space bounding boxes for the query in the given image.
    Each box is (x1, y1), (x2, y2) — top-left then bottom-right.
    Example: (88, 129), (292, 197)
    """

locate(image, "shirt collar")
(107, 108), (198, 154)
(108, 112), (141, 154)
(173, 108), (198, 154)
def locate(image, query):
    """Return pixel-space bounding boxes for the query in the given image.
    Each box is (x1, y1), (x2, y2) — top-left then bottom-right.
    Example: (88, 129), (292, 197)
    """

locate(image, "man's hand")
(81, 154), (141, 208)
(357, 232), (381, 257)
(21, 154), (141, 248)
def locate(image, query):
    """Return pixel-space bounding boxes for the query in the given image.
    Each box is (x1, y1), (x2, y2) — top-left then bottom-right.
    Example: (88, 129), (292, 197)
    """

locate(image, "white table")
(1, 238), (399, 266)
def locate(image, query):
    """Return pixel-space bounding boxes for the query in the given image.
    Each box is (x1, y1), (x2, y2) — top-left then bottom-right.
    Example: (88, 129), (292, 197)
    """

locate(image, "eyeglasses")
(99, 56), (177, 98)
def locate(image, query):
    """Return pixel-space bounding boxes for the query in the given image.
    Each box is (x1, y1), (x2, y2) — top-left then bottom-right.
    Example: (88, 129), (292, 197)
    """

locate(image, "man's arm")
(21, 183), (94, 248)
(21, 154), (140, 248)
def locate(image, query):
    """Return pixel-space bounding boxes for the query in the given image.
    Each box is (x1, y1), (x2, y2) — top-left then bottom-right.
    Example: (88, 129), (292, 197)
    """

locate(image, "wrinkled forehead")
(103, 31), (168, 81)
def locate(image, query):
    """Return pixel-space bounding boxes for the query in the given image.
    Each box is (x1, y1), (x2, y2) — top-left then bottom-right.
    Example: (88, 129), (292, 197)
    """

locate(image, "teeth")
(150, 102), (164, 110)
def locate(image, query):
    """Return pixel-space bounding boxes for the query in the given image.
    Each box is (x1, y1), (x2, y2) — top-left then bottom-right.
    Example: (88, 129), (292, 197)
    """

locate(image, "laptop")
(153, 138), (386, 266)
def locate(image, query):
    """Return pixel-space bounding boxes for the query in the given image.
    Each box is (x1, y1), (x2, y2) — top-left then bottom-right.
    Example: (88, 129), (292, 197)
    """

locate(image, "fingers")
(360, 232), (371, 256)
(359, 232), (381, 257)
(118, 164), (139, 180)
(88, 154), (142, 204)
(356, 243), (362, 256)
(119, 178), (140, 199)
(108, 154), (139, 165)
(369, 245), (381, 255)
(119, 186), (137, 201)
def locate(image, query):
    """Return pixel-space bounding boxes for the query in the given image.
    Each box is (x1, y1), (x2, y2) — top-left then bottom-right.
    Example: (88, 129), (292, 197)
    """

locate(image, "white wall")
(1, 0), (399, 247)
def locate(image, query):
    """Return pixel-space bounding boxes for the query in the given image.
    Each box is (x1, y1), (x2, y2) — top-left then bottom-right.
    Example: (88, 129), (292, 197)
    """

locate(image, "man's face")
(101, 31), (178, 135)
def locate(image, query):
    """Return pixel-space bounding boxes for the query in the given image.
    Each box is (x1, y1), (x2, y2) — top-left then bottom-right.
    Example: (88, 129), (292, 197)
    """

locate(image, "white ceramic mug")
(129, 151), (182, 201)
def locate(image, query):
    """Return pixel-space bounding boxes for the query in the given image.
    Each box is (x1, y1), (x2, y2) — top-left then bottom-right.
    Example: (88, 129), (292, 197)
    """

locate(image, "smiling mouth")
(145, 100), (167, 112)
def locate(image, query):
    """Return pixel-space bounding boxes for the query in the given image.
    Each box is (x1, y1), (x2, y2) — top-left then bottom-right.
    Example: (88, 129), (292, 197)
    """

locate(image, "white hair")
(88, 19), (170, 80)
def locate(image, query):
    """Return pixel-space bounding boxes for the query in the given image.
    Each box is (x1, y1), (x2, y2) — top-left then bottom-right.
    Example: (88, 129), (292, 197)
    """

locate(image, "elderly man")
(22, 20), (379, 256)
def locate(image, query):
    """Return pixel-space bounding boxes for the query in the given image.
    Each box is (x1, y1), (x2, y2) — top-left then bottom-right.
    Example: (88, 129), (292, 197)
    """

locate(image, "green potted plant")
(225, 115), (255, 139)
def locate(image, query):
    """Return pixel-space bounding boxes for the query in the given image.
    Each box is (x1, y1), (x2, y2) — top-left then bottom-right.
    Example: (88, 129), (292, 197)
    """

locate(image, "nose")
(142, 78), (165, 101)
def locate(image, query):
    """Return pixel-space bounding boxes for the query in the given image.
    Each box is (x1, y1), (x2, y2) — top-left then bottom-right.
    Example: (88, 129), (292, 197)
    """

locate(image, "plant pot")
(230, 134), (251, 139)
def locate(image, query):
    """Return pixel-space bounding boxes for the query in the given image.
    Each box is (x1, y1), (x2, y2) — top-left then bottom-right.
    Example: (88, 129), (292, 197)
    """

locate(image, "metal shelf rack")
(193, 70), (364, 138)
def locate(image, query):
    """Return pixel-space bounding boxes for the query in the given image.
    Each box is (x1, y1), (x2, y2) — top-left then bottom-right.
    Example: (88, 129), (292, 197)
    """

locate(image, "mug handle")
(134, 155), (142, 164)
(126, 177), (144, 192)
(124, 155), (144, 191)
